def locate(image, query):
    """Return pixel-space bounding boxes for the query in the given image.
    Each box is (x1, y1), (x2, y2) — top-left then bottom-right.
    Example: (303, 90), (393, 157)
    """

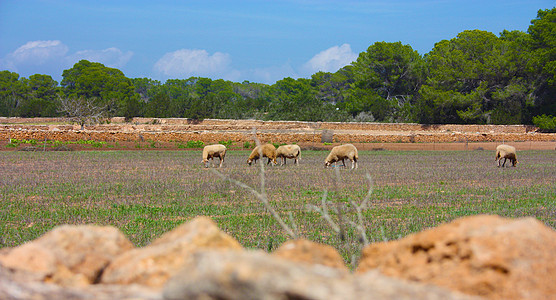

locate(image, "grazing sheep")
(324, 144), (359, 169)
(276, 144), (301, 166)
(202, 144), (227, 168)
(247, 143), (277, 166)
(495, 144), (518, 167)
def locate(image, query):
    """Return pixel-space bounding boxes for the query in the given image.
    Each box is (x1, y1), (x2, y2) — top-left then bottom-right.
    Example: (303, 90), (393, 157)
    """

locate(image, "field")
(1, 149), (555, 266)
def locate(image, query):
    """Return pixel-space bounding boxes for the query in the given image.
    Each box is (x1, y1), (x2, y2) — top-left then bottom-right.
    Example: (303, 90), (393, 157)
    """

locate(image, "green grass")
(1, 149), (555, 266)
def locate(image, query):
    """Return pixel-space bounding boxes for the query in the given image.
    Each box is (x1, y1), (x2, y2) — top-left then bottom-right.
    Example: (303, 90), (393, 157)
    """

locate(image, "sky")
(0, 0), (553, 84)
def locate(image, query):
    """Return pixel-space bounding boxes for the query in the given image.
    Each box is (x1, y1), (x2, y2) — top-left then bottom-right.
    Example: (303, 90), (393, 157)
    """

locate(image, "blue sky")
(0, 0), (553, 84)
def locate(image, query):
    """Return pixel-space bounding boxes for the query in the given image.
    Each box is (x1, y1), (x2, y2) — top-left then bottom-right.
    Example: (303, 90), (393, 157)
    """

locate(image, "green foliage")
(218, 140), (234, 147)
(6, 138), (106, 148)
(61, 60), (140, 119)
(243, 141), (253, 149)
(533, 114), (556, 132)
(353, 41), (423, 99)
(185, 140), (205, 148)
(0, 71), (26, 117)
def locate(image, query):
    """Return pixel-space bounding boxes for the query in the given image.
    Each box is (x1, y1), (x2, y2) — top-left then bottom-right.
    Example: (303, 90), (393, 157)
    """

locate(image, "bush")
(185, 140), (205, 148)
(218, 140), (234, 147)
(533, 114), (556, 132)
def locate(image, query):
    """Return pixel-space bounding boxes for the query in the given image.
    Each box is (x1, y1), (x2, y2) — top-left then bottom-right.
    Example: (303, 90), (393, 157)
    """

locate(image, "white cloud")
(0, 40), (68, 71)
(302, 44), (357, 75)
(0, 40), (134, 80)
(154, 49), (231, 78)
(66, 48), (133, 69)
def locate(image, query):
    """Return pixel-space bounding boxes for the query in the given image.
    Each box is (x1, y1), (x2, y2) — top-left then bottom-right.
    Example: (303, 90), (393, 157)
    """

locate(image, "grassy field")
(1, 149), (555, 266)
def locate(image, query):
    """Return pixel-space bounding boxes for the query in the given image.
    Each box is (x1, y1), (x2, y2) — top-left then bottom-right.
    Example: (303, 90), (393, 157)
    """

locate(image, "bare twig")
(58, 96), (108, 130)
(306, 170), (374, 246)
(210, 130), (297, 239)
(306, 189), (341, 233)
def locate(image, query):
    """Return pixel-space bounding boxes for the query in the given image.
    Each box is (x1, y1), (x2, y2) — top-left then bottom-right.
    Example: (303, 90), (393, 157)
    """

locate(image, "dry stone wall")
(0, 118), (554, 145)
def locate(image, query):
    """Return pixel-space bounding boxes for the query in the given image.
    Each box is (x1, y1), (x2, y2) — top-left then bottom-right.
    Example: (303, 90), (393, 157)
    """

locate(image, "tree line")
(1, 8), (554, 129)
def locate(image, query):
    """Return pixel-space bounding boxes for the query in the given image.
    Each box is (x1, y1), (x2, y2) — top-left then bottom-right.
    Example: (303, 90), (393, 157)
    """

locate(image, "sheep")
(247, 143), (277, 166)
(324, 143), (359, 169)
(495, 144), (518, 167)
(201, 144), (227, 168)
(276, 144), (301, 166)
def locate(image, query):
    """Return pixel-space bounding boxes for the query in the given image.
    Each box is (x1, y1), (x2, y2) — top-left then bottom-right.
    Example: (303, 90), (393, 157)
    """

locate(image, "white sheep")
(276, 144), (301, 166)
(324, 144), (359, 169)
(495, 144), (518, 167)
(247, 143), (277, 165)
(201, 144), (227, 168)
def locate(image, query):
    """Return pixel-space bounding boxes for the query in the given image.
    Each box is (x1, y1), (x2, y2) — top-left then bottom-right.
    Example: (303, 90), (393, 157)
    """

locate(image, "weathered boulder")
(163, 250), (475, 300)
(272, 238), (348, 270)
(0, 225), (133, 287)
(356, 215), (556, 299)
(100, 216), (242, 289)
(0, 265), (162, 300)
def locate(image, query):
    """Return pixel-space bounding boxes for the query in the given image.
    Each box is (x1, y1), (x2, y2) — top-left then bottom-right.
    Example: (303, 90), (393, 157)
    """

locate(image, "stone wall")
(0, 118), (553, 145)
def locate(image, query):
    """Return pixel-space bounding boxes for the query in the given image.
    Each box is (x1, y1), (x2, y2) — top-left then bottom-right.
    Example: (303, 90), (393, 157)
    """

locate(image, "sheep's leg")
(502, 158), (507, 167)
(341, 159), (346, 168)
(352, 159), (357, 169)
(218, 157), (223, 168)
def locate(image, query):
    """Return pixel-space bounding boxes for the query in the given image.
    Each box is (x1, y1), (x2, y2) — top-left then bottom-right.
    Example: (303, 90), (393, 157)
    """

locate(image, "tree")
(527, 8), (556, 118)
(419, 30), (528, 124)
(349, 42), (423, 122)
(58, 96), (108, 130)
(61, 60), (140, 119)
(352, 42), (423, 101)
(17, 74), (60, 117)
(0, 71), (26, 117)
(310, 66), (355, 105)
(131, 77), (161, 103)
(144, 92), (171, 118)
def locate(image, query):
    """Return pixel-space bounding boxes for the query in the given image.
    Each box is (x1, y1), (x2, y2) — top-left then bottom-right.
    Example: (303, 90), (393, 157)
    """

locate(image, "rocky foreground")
(1, 215), (555, 300)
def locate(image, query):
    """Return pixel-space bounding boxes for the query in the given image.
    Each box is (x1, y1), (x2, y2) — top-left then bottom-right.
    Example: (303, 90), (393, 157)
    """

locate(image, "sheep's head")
(247, 159), (253, 165)
(324, 161), (331, 168)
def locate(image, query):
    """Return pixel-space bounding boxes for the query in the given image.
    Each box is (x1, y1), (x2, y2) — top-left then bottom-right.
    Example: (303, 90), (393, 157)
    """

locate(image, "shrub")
(219, 140), (234, 147)
(533, 114), (556, 132)
(186, 140), (205, 148)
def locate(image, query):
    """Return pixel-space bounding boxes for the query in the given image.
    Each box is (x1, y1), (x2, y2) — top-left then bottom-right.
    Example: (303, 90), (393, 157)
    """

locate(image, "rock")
(163, 250), (475, 300)
(0, 265), (162, 300)
(356, 215), (556, 299)
(0, 225), (134, 286)
(100, 216), (242, 289)
(272, 238), (348, 270)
